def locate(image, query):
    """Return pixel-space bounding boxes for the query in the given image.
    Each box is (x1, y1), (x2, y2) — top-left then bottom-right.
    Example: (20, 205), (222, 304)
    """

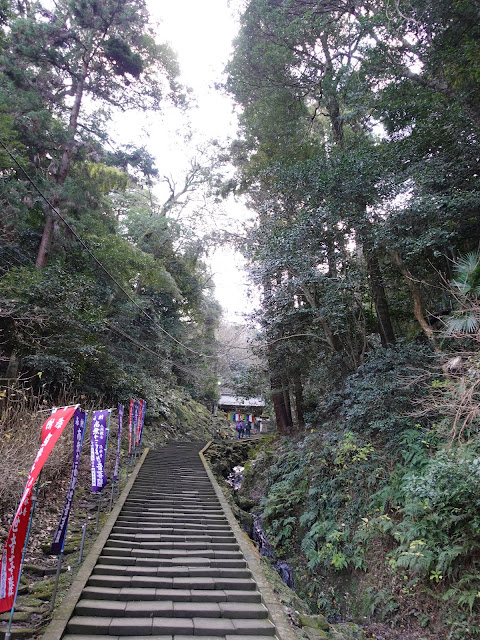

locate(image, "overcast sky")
(124, 0), (257, 324)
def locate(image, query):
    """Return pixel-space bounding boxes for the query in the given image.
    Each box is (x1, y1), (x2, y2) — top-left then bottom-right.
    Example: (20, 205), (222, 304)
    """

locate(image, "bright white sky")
(122, 0), (258, 324)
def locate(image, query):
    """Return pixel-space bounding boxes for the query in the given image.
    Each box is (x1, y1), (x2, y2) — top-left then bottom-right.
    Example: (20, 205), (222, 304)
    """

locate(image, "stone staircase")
(62, 443), (278, 639)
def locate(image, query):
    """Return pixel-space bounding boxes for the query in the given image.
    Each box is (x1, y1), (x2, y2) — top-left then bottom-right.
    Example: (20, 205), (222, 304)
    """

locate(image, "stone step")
(64, 636), (276, 640)
(82, 586), (262, 603)
(113, 525), (231, 534)
(75, 598), (268, 619)
(119, 510), (227, 520)
(99, 555), (247, 568)
(123, 498), (221, 503)
(92, 564), (252, 579)
(110, 530), (234, 538)
(115, 517), (229, 526)
(106, 540), (240, 552)
(67, 615), (276, 636)
(115, 518), (229, 526)
(87, 574), (258, 590)
(101, 547), (243, 560)
(125, 501), (222, 507)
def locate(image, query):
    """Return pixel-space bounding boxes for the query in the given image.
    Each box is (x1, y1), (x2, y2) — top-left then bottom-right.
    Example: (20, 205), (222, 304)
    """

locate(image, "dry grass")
(0, 382), (114, 516)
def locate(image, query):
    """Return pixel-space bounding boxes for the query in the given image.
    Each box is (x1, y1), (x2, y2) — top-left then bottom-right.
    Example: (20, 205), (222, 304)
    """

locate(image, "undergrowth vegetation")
(240, 341), (480, 639)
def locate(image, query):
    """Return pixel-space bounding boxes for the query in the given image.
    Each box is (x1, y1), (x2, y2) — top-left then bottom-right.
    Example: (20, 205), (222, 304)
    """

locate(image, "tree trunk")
(35, 63), (87, 268)
(282, 375), (293, 427)
(290, 372), (305, 429)
(363, 241), (395, 346)
(35, 211), (55, 269)
(388, 249), (438, 347)
(321, 34), (344, 148)
(270, 375), (293, 434)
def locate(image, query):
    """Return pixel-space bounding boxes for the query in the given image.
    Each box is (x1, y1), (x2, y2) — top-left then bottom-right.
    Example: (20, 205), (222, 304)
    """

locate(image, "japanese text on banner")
(0, 405), (78, 613)
(90, 410), (109, 492)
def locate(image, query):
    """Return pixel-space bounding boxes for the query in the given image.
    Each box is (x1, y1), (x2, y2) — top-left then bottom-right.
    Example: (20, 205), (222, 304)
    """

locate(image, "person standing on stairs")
(236, 421), (244, 439)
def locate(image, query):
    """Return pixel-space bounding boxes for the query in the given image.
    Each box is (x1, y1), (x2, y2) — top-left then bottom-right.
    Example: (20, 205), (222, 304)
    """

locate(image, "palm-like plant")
(445, 252), (480, 335)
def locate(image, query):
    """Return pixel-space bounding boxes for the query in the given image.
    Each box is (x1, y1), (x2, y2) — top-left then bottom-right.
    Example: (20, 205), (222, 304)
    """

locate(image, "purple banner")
(113, 405), (123, 483)
(91, 410), (108, 492)
(50, 409), (87, 554)
(139, 401), (146, 445)
(132, 401), (139, 454)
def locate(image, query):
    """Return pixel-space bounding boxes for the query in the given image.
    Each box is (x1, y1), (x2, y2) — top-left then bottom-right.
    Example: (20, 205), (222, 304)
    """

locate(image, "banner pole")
(49, 545), (64, 612)
(109, 477), (115, 512)
(95, 492), (102, 533)
(78, 522), (87, 564)
(5, 471), (43, 640)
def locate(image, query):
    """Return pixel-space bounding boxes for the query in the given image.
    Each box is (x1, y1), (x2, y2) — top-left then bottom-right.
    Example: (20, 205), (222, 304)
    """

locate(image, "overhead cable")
(0, 139), (214, 359)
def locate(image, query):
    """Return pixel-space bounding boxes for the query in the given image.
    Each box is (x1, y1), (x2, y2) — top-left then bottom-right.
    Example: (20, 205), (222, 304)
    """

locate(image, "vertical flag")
(90, 410), (108, 492)
(127, 399), (134, 457)
(131, 401), (139, 455)
(113, 405), (123, 483)
(138, 400), (146, 446)
(135, 399), (143, 447)
(50, 409), (87, 554)
(0, 405), (78, 613)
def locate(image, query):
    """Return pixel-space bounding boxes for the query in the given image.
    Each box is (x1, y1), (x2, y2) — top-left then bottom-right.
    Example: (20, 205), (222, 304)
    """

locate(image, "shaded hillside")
(225, 343), (480, 640)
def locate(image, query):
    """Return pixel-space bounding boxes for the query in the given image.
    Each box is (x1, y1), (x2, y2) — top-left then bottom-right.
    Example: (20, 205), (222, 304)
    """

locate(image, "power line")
(0, 139), (214, 359)
(109, 325), (207, 380)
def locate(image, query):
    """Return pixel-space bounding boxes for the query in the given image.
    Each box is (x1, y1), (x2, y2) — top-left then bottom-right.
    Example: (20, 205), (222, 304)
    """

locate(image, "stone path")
(62, 443), (278, 639)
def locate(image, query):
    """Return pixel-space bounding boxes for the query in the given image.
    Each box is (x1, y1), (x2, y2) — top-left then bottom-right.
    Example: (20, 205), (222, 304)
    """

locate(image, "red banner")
(0, 405), (78, 613)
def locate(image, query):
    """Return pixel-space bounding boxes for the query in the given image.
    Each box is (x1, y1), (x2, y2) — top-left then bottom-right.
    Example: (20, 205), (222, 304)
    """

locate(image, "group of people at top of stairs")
(214, 419), (261, 440)
(235, 420), (251, 439)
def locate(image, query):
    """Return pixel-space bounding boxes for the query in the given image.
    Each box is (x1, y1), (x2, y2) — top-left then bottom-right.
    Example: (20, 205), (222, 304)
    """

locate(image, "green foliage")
(385, 446), (480, 579)
(445, 251), (480, 334)
(225, 0), (480, 635)
(339, 342), (435, 447)
(103, 36), (144, 78)
(0, 1), (220, 414)
(0, 263), (107, 385)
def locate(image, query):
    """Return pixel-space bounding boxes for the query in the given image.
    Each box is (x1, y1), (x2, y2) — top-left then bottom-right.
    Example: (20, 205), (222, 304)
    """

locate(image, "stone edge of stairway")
(42, 442), (297, 640)
(198, 442), (297, 640)
(42, 448), (150, 640)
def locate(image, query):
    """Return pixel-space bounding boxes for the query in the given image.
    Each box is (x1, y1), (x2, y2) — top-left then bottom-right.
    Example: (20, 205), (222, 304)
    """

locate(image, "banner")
(138, 400), (146, 445)
(50, 409), (87, 554)
(132, 401), (139, 454)
(90, 410), (109, 492)
(127, 399), (134, 457)
(0, 405), (78, 613)
(135, 400), (142, 446)
(136, 399), (145, 446)
(113, 405), (123, 483)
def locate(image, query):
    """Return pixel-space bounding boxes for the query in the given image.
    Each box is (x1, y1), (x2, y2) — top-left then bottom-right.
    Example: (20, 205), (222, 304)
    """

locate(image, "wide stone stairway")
(62, 443), (278, 639)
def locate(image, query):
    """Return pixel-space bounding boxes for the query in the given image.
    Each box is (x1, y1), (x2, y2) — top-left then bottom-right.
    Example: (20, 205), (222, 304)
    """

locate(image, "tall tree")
(1, 0), (182, 268)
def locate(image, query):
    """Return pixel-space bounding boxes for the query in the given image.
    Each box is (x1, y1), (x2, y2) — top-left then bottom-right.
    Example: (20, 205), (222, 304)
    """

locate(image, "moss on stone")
(22, 563), (45, 576)
(0, 626), (36, 639)
(0, 611), (31, 622)
(29, 577), (54, 601)
(303, 627), (330, 639)
(297, 613), (331, 632)
(16, 595), (45, 609)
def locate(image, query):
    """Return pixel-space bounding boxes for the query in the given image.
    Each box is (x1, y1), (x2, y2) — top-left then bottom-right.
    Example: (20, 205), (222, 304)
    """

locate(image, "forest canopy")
(0, 0), (221, 412)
